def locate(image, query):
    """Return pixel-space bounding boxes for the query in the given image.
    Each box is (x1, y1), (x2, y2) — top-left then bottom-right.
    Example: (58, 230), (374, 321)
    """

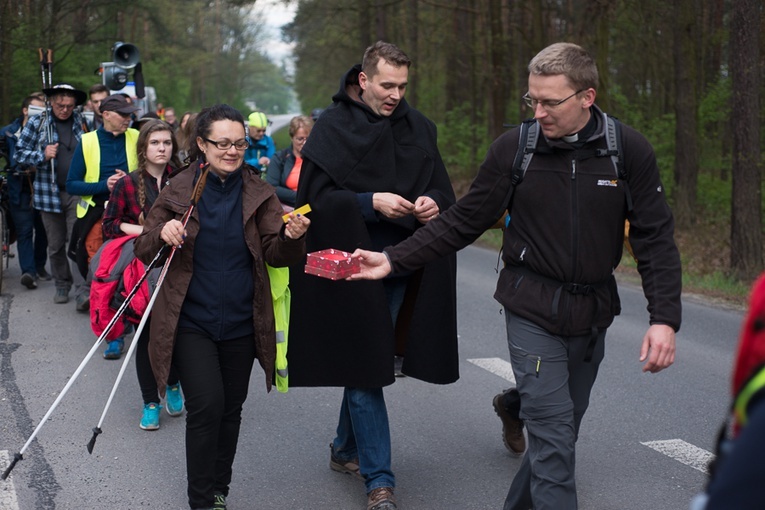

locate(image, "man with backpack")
(347, 42), (682, 510)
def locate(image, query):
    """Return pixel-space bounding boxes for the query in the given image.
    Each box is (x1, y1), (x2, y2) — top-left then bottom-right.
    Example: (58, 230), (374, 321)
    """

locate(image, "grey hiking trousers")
(502, 312), (606, 510)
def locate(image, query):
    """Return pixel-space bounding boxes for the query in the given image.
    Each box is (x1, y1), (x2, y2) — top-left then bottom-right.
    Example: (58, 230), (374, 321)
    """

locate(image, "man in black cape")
(288, 41), (458, 510)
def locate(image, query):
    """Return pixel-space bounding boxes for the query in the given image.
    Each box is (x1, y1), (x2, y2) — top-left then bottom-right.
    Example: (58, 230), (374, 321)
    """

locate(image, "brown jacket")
(133, 163), (306, 395)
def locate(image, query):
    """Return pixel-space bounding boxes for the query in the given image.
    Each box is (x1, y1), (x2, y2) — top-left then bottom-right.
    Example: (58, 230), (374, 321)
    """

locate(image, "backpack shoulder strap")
(501, 119), (539, 231)
(599, 113), (633, 212)
(511, 118), (539, 187)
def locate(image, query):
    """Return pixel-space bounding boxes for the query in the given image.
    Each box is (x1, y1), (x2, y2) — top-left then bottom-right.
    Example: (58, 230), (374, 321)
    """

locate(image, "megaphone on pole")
(100, 42), (141, 91)
(112, 42), (140, 69)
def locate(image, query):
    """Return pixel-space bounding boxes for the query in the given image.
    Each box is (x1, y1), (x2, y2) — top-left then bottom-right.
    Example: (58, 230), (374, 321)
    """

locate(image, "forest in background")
(1, 0), (763, 290)
(288, 0), (764, 289)
(0, 0), (292, 119)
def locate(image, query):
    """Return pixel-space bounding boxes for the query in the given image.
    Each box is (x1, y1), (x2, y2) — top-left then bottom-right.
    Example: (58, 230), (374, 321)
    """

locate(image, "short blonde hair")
(528, 42), (598, 91)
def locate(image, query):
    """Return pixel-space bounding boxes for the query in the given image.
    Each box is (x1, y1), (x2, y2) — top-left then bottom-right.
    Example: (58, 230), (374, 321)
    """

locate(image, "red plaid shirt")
(102, 166), (173, 240)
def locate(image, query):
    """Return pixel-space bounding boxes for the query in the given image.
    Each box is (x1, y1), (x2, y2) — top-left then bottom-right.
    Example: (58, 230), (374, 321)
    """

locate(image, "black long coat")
(287, 65), (459, 388)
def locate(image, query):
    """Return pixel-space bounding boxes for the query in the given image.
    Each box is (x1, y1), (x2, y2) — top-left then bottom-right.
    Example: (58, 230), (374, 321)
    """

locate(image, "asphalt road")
(0, 244), (744, 509)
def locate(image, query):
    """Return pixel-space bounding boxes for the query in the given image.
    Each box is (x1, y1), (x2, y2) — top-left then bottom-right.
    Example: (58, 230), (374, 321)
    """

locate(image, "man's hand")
(347, 249), (392, 280)
(373, 192), (414, 219)
(639, 324), (676, 373)
(107, 169), (126, 191)
(413, 196), (439, 224)
(44, 143), (59, 161)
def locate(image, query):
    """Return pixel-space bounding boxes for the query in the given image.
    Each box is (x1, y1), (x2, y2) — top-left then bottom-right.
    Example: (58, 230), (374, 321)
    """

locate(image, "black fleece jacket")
(385, 106), (682, 336)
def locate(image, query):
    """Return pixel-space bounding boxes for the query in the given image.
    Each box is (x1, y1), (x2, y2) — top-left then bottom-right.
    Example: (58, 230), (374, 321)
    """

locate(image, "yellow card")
(283, 203), (312, 223)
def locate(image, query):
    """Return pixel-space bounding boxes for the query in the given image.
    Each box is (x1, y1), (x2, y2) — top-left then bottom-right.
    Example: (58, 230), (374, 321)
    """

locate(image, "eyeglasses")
(203, 137), (249, 151)
(523, 89), (584, 110)
(293, 137), (307, 143)
(53, 103), (76, 110)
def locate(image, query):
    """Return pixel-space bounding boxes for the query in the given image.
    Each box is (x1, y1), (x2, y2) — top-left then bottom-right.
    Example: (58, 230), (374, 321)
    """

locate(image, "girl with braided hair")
(102, 118), (185, 430)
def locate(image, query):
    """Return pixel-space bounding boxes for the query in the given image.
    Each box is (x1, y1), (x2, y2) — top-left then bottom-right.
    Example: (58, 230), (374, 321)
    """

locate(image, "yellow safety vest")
(735, 365), (765, 428)
(267, 264), (291, 393)
(77, 128), (139, 218)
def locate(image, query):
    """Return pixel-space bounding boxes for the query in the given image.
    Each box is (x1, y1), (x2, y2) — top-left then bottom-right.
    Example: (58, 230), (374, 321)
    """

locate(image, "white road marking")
(468, 357), (516, 384)
(0, 450), (20, 510)
(641, 439), (715, 474)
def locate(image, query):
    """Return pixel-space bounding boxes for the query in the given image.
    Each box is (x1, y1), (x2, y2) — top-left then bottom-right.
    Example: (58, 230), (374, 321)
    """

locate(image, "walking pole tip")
(1, 452), (23, 480)
(86, 427), (102, 455)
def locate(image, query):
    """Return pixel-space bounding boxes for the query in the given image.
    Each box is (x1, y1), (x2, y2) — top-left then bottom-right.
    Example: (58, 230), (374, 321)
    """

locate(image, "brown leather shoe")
(367, 487), (397, 510)
(492, 389), (526, 456)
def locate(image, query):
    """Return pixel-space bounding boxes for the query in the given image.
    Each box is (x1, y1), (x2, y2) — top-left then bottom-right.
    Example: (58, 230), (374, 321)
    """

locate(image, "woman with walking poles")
(133, 104), (310, 510)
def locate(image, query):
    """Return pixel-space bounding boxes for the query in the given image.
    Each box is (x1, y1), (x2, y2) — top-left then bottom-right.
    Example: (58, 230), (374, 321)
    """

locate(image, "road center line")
(0, 450), (20, 510)
(641, 439), (715, 474)
(468, 357), (516, 384)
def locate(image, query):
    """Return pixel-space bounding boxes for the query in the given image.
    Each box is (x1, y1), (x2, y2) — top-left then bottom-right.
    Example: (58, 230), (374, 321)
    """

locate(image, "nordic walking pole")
(1, 244), (168, 481)
(46, 49), (53, 91)
(87, 272), (160, 453)
(87, 164), (210, 453)
(37, 48), (56, 176)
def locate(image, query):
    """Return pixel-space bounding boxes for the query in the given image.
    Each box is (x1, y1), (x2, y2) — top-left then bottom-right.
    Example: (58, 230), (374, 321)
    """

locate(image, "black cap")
(99, 94), (139, 115)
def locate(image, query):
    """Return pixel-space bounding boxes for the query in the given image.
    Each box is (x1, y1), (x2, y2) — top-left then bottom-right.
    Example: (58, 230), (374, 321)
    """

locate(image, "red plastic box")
(305, 249), (360, 280)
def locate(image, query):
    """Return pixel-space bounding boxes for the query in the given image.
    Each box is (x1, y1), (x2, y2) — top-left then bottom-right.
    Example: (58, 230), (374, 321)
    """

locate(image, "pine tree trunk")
(730, 0), (763, 280)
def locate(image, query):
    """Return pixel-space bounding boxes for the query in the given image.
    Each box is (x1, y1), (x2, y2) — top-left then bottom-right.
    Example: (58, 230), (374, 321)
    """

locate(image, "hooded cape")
(287, 64), (459, 387)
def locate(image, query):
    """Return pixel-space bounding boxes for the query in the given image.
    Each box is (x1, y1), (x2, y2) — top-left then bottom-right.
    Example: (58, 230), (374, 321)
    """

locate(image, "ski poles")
(1, 245), (167, 481)
(1, 164), (210, 480)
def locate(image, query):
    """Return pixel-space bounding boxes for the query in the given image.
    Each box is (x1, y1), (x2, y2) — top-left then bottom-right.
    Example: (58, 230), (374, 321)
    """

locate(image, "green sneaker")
(213, 492), (226, 510)
(140, 403), (161, 430)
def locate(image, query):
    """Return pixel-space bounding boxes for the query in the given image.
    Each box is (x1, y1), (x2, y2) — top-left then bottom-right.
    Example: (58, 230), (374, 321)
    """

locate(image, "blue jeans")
(332, 277), (407, 492)
(8, 190), (47, 275)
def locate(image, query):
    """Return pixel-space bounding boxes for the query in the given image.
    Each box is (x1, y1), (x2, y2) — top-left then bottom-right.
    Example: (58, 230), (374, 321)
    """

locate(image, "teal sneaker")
(140, 403), (161, 430)
(213, 492), (226, 510)
(103, 338), (124, 360)
(165, 382), (184, 416)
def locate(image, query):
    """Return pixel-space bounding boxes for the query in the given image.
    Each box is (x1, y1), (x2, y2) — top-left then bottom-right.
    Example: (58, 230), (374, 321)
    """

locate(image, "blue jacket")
(265, 147), (298, 206)
(244, 135), (275, 169)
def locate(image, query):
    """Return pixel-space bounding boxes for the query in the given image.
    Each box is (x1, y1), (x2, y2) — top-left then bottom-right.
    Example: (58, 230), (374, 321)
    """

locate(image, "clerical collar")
(562, 109), (597, 146)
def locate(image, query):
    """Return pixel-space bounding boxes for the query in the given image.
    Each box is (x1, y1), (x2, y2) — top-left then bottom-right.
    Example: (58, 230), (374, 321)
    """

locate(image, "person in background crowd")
(244, 111), (275, 171)
(66, 94), (140, 359)
(164, 107), (178, 131)
(176, 112), (198, 165)
(133, 104), (309, 510)
(288, 41), (459, 510)
(347, 42), (682, 510)
(101, 119), (185, 431)
(15, 84), (88, 305)
(179, 111), (194, 131)
(156, 102), (165, 120)
(0, 95), (50, 288)
(87, 84), (110, 131)
(265, 115), (313, 208)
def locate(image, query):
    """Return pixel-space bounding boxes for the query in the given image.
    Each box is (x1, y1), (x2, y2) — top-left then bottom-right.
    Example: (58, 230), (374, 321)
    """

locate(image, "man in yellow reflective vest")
(66, 94), (139, 358)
